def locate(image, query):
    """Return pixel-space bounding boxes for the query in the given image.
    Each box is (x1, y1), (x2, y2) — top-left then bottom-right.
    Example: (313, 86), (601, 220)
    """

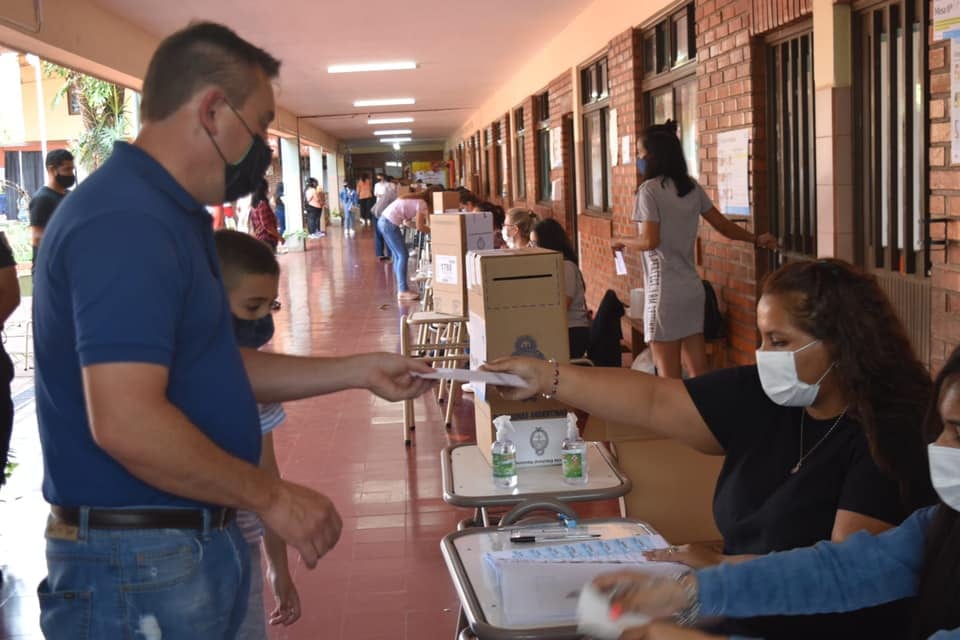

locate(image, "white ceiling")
(91, 0), (590, 149)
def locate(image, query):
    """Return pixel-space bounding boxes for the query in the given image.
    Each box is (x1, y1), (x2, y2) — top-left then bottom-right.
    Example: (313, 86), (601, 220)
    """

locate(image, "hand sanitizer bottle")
(561, 412), (588, 485)
(492, 416), (518, 488)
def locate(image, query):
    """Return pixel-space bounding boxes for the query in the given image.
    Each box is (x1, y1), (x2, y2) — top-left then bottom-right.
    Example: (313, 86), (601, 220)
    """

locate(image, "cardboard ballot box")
(466, 248), (570, 465)
(431, 212), (495, 315)
(433, 190), (461, 213)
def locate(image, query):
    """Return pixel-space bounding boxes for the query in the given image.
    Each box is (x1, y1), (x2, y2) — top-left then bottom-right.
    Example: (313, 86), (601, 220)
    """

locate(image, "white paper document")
(614, 251), (628, 276)
(413, 368), (528, 388)
(578, 583), (652, 639)
(482, 535), (676, 626)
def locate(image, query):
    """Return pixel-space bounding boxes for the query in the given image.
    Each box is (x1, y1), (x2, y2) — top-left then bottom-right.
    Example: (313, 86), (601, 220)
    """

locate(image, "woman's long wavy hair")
(912, 346), (960, 639)
(762, 258), (933, 510)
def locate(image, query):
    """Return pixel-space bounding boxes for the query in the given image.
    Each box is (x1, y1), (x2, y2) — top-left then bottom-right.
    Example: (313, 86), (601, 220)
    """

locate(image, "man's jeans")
(38, 509), (251, 639)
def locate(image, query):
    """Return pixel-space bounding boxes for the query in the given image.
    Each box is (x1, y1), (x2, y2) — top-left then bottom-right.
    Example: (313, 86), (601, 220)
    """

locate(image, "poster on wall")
(411, 161), (448, 187)
(550, 127), (563, 169)
(716, 128), (750, 217)
(949, 30), (960, 164)
(935, 0), (960, 40)
(621, 135), (631, 166)
(608, 109), (619, 166)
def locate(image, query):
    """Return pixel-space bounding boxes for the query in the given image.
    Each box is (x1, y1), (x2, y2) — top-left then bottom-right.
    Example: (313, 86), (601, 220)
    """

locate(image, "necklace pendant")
(790, 461), (801, 474)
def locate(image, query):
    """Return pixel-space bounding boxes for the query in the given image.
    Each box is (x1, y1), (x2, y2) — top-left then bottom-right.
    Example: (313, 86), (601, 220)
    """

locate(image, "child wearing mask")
(214, 230), (301, 639)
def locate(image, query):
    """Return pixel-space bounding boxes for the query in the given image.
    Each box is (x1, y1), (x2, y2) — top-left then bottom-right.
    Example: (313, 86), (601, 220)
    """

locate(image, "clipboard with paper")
(441, 517), (674, 639)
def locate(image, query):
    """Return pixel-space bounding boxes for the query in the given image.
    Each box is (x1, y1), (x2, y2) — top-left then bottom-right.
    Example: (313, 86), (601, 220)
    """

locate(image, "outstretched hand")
(361, 353), (434, 401)
(481, 357), (549, 401)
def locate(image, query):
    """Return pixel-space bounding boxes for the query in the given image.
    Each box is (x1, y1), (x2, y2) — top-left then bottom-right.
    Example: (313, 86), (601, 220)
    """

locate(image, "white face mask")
(928, 443), (960, 511)
(501, 227), (513, 247)
(755, 339), (835, 407)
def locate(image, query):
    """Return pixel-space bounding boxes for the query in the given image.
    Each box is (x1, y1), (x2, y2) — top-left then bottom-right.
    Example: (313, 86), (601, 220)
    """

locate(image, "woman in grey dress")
(616, 121), (776, 378)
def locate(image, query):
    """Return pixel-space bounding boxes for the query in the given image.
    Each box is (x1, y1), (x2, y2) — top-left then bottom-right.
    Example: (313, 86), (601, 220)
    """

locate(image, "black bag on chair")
(587, 289), (625, 368)
(703, 280), (726, 341)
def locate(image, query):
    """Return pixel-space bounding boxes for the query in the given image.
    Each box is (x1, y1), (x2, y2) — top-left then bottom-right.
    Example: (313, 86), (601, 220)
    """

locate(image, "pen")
(509, 533), (602, 543)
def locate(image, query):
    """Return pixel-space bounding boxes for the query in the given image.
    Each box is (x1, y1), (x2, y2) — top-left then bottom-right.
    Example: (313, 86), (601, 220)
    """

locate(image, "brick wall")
(579, 27), (645, 318)
(929, 0), (960, 372)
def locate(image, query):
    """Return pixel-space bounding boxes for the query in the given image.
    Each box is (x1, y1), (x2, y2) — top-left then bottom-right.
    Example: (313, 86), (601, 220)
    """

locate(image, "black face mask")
(233, 313), (275, 349)
(206, 101), (273, 202)
(55, 174), (76, 190)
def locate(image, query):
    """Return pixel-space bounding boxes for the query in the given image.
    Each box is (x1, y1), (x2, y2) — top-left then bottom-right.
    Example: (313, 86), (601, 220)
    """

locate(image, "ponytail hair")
(506, 207), (538, 241)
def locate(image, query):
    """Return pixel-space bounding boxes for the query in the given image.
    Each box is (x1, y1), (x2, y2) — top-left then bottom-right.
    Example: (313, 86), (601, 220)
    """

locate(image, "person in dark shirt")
(486, 258), (936, 639)
(0, 231), (19, 497)
(28, 149), (75, 267)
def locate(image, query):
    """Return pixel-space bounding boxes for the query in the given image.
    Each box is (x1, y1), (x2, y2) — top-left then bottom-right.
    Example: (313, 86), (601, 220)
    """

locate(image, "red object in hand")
(609, 602), (623, 620)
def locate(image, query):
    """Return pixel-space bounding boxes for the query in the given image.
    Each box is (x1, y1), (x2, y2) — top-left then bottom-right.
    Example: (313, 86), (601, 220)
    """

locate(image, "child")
(340, 182), (359, 236)
(214, 229), (301, 638)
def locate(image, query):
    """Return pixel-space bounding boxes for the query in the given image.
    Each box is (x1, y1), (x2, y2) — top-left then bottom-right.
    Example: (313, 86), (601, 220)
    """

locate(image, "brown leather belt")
(51, 505), (235, 530)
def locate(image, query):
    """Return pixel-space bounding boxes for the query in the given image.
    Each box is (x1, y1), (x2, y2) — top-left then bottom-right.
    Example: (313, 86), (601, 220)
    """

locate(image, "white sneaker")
(461, 382), (475, 394)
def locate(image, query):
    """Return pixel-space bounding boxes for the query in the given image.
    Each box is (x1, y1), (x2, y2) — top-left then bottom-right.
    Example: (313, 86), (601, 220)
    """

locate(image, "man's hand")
(258, 480), (343, 569)
(358, 353), (434, 401)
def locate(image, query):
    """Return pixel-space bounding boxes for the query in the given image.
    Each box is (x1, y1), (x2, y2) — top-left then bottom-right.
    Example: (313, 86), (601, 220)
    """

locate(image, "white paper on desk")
(486, 559), (679, 626)
(614, 251), (628, 276)
(413, 368), (529, 388)
(487, 534), (670, 563)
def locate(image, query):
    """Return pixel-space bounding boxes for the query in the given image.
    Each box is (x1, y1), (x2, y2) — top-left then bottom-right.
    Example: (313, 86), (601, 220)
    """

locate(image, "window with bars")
(483, 127), (493, 197)
(582, 57), (612, 212)
(514, 107), (527, 200)
(643, 3), (696, 76)
(535, 92), (551, 202)
(855, 0), (926, 276)
(768, 29), (816, 256)
(642, 3), (698, 177)
(496, 120), (508, 198)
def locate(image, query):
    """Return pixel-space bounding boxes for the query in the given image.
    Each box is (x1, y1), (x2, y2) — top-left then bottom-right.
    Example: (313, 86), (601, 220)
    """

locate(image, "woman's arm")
(612, 222), (661, 253)
(415, 210), (430, 234)
(483, 358), (722, 454)
(701, 208), (777, 249)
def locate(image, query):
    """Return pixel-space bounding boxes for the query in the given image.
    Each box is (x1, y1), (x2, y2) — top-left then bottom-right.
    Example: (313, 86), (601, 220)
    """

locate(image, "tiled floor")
(0, 222), (616, 639)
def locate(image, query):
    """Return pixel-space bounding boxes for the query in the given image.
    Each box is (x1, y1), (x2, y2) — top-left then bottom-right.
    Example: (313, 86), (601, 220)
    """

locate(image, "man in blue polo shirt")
(32, 22), (431, 639)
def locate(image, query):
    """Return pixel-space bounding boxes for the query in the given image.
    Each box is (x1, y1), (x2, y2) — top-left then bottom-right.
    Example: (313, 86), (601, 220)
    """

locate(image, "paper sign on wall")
(550, 127), (563, 169)
(608, 109), (619, 167)
(950, 31), (960, 164)
(621, 136), (632, 166)
(716, 128), (751, 217)
(936, 0), (960, 40)
(435, 255), (458, 285)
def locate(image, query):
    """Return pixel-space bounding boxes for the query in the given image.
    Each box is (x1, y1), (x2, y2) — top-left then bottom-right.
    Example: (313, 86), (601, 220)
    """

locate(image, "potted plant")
(283, 229), (308, 252)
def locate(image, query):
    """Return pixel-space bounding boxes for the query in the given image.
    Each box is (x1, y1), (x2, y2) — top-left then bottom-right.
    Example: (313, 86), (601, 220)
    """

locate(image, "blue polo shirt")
(33, 141), (261, 509)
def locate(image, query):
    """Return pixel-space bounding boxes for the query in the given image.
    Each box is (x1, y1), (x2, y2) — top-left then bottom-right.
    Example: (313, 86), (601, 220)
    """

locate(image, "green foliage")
(3, 450), (15, 481)
(43, 62), (130, 172)
(3, 222), (33, 264)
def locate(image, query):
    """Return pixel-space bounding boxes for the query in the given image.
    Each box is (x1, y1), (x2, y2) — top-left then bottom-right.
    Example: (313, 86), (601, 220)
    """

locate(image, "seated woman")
(502, 208), (537, 249)
(531, 218), (590, 359)
(485, 259), (936, 639)
(595, 342), (960, 640)
(377, 192), (431, 301)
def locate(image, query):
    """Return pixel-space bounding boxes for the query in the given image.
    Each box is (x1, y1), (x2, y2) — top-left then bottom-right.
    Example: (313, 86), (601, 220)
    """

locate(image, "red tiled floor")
(0, 223), (615, 640)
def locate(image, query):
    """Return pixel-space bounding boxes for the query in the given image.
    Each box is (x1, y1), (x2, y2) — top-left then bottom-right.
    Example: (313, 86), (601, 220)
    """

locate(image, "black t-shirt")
(28, 186), (65, 232)
(685, 366), (923, 639)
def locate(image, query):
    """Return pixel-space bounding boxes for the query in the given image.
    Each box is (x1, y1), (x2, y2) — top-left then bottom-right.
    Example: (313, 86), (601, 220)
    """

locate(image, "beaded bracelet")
(542, 358), (560, 399)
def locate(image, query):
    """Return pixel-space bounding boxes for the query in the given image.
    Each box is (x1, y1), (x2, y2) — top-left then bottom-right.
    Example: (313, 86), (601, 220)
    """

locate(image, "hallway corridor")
(1, 226), (471, 640)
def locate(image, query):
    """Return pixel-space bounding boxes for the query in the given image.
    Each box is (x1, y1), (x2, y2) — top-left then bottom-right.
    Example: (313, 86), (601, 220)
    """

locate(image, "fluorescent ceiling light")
(386, 161), (402, 167)
(354, 98), (416, 107)
(373, 129), (412, 136)
(329, 61), (417, 74)
(392, 143), (401, 150)
(381, 137), (412, 143)
(368, 117), (414, 125)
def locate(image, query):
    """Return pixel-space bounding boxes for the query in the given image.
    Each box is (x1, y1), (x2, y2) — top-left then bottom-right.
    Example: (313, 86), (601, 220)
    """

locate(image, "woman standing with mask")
(615, 121), (776, 378)
(485, 259), (936, 640)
